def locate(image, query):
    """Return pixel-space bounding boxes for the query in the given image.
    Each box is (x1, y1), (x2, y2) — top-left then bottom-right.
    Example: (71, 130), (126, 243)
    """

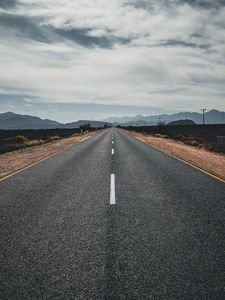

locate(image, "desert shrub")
(23, 139), (45, 146)
(173, 133), (184, 140)
(188, 140), (199, 147)
(154, 133), (169, 139)
(206, 145), (214, 151)
(155, 124), (166, 134)
(80, 123), (91, 132)
(198, 144), (204, 148)
(179, 134), (199, 147)
(16, 135), (29, 143)
(180, 135), (193, 142)
(157, 120), (166, 127)
(49, 135), (60, 141)
(179, 138), (199, 147)
(16, 135), (44, 146)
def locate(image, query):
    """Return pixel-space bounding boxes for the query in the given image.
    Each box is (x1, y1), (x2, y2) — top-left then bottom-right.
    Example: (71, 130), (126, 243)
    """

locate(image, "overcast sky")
(0, 0), (225, 122)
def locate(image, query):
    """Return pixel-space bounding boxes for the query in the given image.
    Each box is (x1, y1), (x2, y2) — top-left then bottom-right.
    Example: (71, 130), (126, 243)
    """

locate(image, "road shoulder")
(127, 130), (225, 182)
(0, 131), (96, 180)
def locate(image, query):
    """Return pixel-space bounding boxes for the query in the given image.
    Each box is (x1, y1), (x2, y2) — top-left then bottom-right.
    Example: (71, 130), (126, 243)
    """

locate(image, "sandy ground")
(128, 130), (225, 181)
(0, 131), (97, 179)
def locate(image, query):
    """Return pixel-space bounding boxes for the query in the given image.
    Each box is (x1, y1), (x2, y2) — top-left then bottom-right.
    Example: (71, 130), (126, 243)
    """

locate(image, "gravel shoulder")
(128, 130), (225, 181)
(0, 131), (97, 179)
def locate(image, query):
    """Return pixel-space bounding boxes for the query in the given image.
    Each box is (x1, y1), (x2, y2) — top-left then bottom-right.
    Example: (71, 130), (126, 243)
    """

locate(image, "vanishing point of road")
(0, 128), (225, 299)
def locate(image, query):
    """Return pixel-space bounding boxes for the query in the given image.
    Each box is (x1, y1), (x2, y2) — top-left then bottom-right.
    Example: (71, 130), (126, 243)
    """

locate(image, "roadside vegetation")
(121, 124), (225, 154)
(0, 127), (102, 154)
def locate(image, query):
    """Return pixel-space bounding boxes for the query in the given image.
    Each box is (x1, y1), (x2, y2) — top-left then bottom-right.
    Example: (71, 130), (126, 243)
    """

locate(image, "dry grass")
(128, 130), (225, 181)
(15, 135), (45, 146)
(0, 131), (97, 178)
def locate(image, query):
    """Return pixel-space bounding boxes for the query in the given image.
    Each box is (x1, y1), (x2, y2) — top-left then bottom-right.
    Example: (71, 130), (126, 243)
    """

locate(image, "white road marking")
(110, 174), (116, 205)
(112, 140), (114, 144)
(112, 148), (114, 155)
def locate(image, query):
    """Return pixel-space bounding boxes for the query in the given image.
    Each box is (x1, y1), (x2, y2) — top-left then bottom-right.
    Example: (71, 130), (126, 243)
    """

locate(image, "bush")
(154, 133), (169, 139)
(23, 139), (45, 146)
(16, 135), (29, 143)
(181, 138), (199, 147)
(80, 123), (91, 132)
(180, 135), (193, 142)
(173, 133), (184, 140)
(188, 140), (199, 147)
(16, 135), (44, 147)
(49, 135), (60, 141)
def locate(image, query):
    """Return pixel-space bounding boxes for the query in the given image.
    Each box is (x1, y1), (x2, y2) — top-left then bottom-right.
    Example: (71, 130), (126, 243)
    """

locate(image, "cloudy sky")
(0, 0), (225, 122)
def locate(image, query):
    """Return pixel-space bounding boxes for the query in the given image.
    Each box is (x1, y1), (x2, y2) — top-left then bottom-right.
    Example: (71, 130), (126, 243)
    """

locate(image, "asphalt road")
(0, 128), (225, 299)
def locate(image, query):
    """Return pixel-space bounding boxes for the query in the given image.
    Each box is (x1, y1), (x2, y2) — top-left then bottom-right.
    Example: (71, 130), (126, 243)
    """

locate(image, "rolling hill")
(0, 112), (109, 129)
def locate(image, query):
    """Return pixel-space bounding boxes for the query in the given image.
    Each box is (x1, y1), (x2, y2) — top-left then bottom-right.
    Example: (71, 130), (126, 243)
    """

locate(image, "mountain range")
(0, 112), (109, 130)
(0, 110), (225, 129)
(104, 109), (225, 126)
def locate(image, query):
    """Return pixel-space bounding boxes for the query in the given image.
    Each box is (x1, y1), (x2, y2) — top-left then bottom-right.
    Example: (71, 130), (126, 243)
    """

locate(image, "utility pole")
(201, 108), (207, 125)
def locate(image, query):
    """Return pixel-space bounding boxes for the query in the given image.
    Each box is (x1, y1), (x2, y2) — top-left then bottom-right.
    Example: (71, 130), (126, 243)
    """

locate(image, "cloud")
(0, 0), (225, 118)
(0, 0), (17, 8)
(178, 0), (225, 9)
(0, 13), (52, 43)
(52, 27), (130, 48)
(0, 10), (130, 48)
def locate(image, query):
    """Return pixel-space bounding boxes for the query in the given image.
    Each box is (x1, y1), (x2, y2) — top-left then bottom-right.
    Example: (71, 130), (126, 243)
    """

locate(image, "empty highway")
(0, 128), (225, 299)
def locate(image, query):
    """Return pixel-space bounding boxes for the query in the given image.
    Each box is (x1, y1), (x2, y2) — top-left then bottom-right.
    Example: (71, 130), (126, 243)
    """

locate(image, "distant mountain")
(0, 112), (110, 129)
(1, 109), (224, 129)
(107, 109), (225, 125)
(0, 112), (62, 129)
(104, 114), (144, 124)
(63, 120), (110, 129)
(168, 119), (196, 126)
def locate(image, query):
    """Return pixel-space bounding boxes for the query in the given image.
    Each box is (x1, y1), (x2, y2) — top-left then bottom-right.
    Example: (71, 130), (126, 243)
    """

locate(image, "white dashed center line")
(110, 174), (116, 205)
(110, 134), (115, 205)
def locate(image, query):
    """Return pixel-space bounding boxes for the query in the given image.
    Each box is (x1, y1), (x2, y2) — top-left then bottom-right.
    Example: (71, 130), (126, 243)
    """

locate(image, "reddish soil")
(0, 131), (96, 179)
(128, 131), (225, 181)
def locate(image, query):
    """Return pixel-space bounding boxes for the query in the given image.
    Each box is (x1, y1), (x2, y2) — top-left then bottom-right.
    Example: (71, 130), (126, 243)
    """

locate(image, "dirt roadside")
(0, 131), (97, 179)
(127, 130), (225, 181)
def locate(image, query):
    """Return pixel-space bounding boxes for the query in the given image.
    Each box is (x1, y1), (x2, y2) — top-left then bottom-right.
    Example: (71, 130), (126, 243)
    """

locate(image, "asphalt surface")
(0, 128), (225, 299)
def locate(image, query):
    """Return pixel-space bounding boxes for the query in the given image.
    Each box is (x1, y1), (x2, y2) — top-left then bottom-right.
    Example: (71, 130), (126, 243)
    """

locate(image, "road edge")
(135, 136), (225, 185)
(0, 136), (91, 182)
